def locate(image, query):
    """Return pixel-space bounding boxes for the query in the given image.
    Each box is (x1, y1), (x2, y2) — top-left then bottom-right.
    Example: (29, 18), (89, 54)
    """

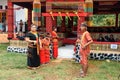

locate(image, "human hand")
(82, 45), (86, 50)
(33, 41), (37, 45)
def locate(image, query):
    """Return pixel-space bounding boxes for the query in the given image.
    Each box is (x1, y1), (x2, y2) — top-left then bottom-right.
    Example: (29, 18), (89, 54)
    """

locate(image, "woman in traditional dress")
(51, 27), (59, 59)
(43, 33), (51, 63)
(25, 24), (40, 69)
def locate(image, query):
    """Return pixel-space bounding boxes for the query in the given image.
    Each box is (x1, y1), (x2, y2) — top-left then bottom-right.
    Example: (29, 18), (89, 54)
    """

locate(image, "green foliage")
(91, 14), (116, 26)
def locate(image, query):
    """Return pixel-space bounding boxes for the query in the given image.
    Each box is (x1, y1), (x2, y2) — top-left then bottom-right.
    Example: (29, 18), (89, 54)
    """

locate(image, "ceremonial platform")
(0, 33), (9, 43)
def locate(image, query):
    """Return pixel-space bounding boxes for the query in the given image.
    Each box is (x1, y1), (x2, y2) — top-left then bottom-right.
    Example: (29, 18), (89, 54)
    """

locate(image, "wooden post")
(33, 0), (41, 27)
(46, 16), (52, 33)
(7, 2), (14, 39)
(61, 17), (65, 32)
(52, 17), (57, 27)
(116, 13), (118, 27)
(28, 9), (32, 31)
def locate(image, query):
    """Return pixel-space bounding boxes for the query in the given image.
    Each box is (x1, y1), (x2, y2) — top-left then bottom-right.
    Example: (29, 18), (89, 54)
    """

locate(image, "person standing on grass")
(25, 24), (40, 70)
(42, 33), (51, 64)
(51, 27), (59, 59)
(78, 22), (93, 77)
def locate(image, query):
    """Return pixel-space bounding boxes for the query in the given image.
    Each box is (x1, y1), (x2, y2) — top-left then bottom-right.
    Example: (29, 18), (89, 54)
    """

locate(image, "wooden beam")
(8, 0), (33, 2)
(14, 2), (33, 9)
(8, 0), (45, 2)
(93, 0), (119, 1)
(42, 12), (88, 17)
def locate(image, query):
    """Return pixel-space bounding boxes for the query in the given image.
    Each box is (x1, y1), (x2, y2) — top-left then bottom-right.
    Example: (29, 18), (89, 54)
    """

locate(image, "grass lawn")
(0, 43), (120, 80)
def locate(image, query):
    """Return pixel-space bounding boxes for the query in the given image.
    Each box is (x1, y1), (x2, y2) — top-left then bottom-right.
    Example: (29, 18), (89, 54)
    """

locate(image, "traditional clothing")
(42, 37), (50, 63)
(26, 31), (40, 67)
(37, 38), (45, 64)
(51, 31), (58, 59)
(80, 31), (93, 65)
(74, 40), (81, 63)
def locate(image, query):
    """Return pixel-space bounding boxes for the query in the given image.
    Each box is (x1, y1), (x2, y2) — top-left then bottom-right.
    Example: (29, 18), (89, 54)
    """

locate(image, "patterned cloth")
(33, 0), (41, 26)
(49, 43), (53, 59)
(74, 44), (81, 63)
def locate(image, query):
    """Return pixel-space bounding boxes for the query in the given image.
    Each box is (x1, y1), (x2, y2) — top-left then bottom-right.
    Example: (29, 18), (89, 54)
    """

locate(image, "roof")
(94, 1), (120, 14)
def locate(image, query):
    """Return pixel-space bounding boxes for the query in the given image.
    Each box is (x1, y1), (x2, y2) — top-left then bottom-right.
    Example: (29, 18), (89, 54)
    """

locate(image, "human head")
(110, 34), (113, 38)
(99, 33), (103, 38)
(80, 22), (87, 32)
(31, 24), (37, 32)
(39, 33), (44, 39)
(46, 32), (51, 37)
(53, 27), (57, 32)
(20, 20), (22, 22)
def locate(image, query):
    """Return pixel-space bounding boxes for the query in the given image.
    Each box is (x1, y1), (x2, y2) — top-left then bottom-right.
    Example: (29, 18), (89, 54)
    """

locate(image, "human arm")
(81, 32), (93, 49)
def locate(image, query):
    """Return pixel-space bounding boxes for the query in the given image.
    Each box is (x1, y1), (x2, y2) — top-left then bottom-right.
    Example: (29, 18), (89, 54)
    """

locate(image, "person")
(42, 33), (51, 63)
(37, 33), (45, 65)
(115, 38), (119, 42)
(79, 22), (93, 77)
(24, 20), (28, 33)
(109, 34), (115, 42)
(25, 24), (40, 70)
(51, 27), (59, 59)
(97, 33), (104, 41)
(104, 35), (109, 42)
(2, 21), (6, 32)
(16, 32), (25, 40)
(19, 20), (23, 32)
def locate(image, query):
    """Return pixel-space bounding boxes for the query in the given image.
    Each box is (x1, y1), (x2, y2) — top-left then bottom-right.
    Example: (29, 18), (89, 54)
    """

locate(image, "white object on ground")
(58, 45), (75, 58)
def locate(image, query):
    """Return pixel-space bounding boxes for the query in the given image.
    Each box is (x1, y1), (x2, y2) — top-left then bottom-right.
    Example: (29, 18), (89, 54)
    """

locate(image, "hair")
(52, 27), (57, 31)
(80, 22), (88, 27)
(39, 33), (44, 39)
(31, 24), (37, 28)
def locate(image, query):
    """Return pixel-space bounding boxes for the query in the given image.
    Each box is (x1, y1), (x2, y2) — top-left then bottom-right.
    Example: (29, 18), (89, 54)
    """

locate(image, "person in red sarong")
(51, 27), (59, 59)
(37, 33), (45, 65)
(42, 33), (51, 63)
(78, 22), (93, 77)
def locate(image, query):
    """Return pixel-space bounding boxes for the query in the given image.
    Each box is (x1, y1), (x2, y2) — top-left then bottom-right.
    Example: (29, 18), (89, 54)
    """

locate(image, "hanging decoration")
(74, 11), (80, 20)
(50, 11), (55, 20)
(66, 12), (71, 20)
(58, 12), (63, 20)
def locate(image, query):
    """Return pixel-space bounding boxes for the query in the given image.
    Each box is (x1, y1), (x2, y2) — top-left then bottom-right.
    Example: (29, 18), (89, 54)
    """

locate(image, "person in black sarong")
(25, 24), (40, 69)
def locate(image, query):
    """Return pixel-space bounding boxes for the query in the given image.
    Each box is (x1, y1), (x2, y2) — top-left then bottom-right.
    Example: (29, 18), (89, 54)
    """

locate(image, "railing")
(91, 42), (120, 52)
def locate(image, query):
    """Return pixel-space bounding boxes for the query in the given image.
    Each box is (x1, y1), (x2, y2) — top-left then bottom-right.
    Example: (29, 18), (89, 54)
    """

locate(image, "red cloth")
(42, 38), (50, 63)
(39, 48), (45, 64)
(80, 31), (93, 65)
(45, 50), (50, 63)
(53, 42), (58, 59)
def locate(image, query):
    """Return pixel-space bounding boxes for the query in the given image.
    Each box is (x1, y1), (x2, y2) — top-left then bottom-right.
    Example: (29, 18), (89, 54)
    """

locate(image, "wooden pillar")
(7, 2), (14, 39)
(61, 17), (65, 32)
(33, 0), (41, 27)
(52, 17), (57, 27)
(68, 17), (73, 28)
(46, 16), (52, 33)
(116, 13), (118, 27)
(77, 17), (85, 35)
(28, 9), (32, 31)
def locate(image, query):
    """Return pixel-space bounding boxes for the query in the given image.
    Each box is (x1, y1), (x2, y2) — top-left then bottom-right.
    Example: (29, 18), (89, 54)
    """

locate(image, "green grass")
(0, 43), (120, 80)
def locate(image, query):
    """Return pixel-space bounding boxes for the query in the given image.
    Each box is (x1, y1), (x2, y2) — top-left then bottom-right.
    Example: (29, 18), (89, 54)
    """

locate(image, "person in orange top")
(42, 33), (51, 63)
(51, 27), (59, 59)
(37, 33), (45, 64)
(78, 22), (93, 77)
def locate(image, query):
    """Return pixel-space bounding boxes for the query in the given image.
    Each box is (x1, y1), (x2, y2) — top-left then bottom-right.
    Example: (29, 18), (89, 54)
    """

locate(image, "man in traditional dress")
(78, 22), (93, 77)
